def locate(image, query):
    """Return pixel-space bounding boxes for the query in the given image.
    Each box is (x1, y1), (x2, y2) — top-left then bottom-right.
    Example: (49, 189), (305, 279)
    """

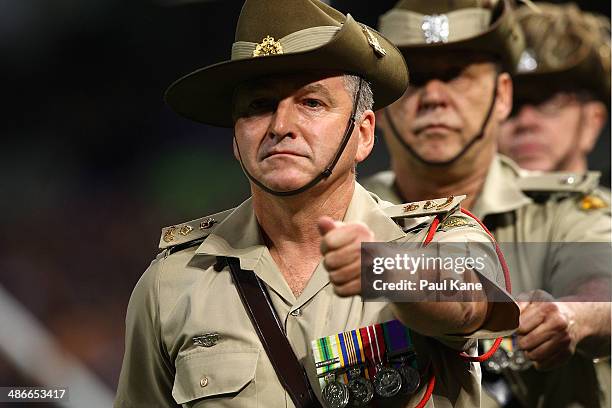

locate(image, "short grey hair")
(343, 75), (374, 120)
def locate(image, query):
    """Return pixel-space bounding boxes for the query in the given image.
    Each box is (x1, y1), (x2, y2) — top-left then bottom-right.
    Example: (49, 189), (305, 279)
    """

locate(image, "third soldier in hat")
(499, 3), (610, 179)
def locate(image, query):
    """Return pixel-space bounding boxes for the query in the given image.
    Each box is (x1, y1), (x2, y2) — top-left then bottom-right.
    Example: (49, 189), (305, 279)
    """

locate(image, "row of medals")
(484, 347), (532, 374)
(322, 353), (421, 408)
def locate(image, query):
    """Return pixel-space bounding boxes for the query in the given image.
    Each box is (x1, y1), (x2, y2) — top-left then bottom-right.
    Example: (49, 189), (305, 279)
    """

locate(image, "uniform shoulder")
(515, 168), (601, 195)
(512, 164), (608, 212)
(381, 195), (467, 219)
(158, 208), (234, 253)
(380, 195), (483, 237)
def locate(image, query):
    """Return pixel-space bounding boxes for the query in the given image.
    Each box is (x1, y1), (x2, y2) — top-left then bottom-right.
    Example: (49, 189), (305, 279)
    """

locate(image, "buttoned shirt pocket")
(172, 349), (259, 407)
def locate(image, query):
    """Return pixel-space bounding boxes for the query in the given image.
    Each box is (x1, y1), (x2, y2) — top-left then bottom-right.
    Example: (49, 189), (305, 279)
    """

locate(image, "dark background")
(0, 0), (609, 404)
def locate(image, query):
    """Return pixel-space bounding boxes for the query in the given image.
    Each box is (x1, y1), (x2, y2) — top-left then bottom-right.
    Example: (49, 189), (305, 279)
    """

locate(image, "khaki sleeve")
(429, 214), (519, 341)
(547, 199), (612, 298)
(114, 257), (179, 408)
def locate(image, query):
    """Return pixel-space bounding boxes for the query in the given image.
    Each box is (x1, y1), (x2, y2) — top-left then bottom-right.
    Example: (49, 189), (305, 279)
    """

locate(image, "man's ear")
(579, 101), (607, 154)
(355, 110), (376, 164)
(232, 136), (240, 161)
(495, 72), (513, 122)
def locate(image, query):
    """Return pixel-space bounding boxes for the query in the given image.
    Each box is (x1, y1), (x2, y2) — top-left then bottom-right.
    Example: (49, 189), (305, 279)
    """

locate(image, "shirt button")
(290, 308), (302, 317)
(200, 377), (209, 387)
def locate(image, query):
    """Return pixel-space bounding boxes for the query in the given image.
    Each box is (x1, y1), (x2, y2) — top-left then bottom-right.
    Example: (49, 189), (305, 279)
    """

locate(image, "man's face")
(232, 72), (372, 192)
(499, 92), (597, 172)
(380, 53), (507, 165)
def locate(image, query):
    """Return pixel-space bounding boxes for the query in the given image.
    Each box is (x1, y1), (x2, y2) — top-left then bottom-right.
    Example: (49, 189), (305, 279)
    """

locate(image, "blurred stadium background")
(0, 0), (609, 406)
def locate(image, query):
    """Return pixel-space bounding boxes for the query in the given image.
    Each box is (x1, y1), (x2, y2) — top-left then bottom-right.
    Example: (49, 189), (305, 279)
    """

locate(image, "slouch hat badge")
(252, 36), (283, 57)
(421, 14), (449, 43)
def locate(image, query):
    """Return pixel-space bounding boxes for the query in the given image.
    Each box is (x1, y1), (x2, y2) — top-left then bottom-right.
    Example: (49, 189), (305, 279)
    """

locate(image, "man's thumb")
(318, 216), (338, 236)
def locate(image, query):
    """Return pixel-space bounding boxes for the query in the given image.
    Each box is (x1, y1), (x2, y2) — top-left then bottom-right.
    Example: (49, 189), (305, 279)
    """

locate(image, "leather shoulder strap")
(225, 257), (322, 408)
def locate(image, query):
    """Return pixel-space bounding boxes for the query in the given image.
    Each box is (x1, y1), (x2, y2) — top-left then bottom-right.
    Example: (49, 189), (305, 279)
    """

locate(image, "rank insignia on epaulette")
(163, 226), (176, 243)
(385, 195), (466, 219)
(579, 195), (608, 211)
(159, 208), (234, 250)
(403, 203), (419, 212)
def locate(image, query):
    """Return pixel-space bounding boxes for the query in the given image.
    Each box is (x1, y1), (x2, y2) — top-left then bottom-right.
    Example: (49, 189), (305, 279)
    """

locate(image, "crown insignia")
(421, 15), (449, 43)
(252, 35), (284, 57)
(517, 49), (538, 72)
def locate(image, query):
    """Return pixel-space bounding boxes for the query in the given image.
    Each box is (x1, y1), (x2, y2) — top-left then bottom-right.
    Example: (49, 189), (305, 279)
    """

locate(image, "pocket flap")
(172, 349), (259, 404)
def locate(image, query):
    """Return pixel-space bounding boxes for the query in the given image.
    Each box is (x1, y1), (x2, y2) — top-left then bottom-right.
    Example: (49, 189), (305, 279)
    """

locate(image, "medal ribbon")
(311, 327), (368, 388)
(359, 323), (385, 379)
(337, 329), (366, 381)
(382, 319), (417, 369)
(482, 336), (513, 353)
(312, 334), (343, 389)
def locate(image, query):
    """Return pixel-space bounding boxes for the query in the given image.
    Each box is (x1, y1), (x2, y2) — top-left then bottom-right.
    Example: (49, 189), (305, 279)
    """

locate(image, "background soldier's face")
(499, 92), (604, 172)
(379, 53), (510, 165)
(232, 72), (364, 192)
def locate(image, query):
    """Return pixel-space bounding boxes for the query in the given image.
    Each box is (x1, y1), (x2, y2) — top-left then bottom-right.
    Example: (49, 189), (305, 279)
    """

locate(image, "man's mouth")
(413, 123), (456, 135)
(511, 141), (547, 157)
(262, 150), (305, 160)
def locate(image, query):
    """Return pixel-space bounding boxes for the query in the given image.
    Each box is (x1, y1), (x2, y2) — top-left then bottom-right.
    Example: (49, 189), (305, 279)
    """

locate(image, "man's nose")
(267, 99), (297, 141)
(418, 79), (448, 111)
(514, 104), (540, 128)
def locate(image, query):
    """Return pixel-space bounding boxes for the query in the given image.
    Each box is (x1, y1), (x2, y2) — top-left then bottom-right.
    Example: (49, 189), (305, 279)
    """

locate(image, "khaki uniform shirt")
(362, 155), (612, 408)
(115, 183), (517, 408)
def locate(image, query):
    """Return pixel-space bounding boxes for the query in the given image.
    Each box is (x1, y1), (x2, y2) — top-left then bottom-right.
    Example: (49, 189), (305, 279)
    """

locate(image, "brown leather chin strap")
(384, 75), (498, 167)
(234, 78), (363, 196)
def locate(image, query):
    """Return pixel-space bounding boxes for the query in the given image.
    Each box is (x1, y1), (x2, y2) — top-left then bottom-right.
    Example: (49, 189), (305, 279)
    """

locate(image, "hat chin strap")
(234, 78), (363, 197)
(384, 76), (498, 167)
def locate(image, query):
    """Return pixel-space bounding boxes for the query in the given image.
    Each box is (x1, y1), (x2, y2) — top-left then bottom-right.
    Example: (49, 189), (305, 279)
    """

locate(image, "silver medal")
(508, 349), (532, 371)
(347, 368), (374, 406)
(373, 365), (403, 398)
(484, 348), (510, 374)
(399, 365), (420, 395)
(322, 373), (350, 408)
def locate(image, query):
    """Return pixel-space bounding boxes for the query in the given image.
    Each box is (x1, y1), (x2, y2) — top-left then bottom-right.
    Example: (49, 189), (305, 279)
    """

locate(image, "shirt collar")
(471, 155), (532, 219)
(195, 197), (265, 270)
(344, 183), (407, 242)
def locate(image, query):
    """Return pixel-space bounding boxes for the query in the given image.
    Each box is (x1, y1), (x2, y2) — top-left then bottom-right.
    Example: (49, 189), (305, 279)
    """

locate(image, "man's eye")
(303, 99), (322, 108)
(249, 98), (274, 111)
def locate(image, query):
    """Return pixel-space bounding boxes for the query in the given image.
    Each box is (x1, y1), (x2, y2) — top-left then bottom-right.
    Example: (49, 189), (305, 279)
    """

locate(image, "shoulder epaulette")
(383, 195), (466, 219)
(516, 170), (600, 195)
(158, 208), (234, 250)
